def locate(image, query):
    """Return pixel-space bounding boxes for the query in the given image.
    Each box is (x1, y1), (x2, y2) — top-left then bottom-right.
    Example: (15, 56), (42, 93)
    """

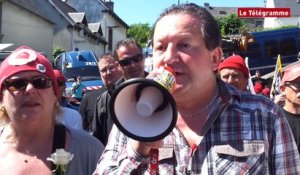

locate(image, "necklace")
(178, 92), (218, 117)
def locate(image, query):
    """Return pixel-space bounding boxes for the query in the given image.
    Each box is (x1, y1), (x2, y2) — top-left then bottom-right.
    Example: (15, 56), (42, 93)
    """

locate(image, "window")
(54, 54), (63, 71)
(264, 40), (279, 58)
(279, 38), (297, 56)
(255, 21), (263, 27)
(219, 11), (226, 14)
(247, 42), (261, 59)
(108, 28), (113, 51)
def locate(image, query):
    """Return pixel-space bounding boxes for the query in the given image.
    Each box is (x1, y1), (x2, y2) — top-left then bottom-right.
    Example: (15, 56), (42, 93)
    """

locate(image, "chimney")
(104, 0), (114, 11)
(204, 3), (210, 9)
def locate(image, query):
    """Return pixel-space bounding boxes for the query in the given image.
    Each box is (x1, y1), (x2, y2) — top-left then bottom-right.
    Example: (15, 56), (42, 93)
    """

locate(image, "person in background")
(254, 82), (263, 95)
(58, 75), (78, 110)
(79, 53), (122, 132)
(54, 69), (83, 130)
(114, 38), (147, 81)
(262, 85), (271, 98)
(0, 46), (103, 174)
(93, 3), (300, 174)
(92, 38), (147, 145)
(53, 71), (78, 110)
(280, 62), (300, 154)
(252, 70), (266, 87)
(218, 54), (249, 91)
(71, 75), (86, 101)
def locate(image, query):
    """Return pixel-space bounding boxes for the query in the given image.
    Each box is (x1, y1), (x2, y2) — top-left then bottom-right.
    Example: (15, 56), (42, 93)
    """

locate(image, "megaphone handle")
(150, 148), (159, 175)
(135, 84), (168, 113)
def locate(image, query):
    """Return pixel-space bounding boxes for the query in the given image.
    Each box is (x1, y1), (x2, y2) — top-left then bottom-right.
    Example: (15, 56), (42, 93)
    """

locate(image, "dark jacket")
(79, 88), (106, 132)
(92, 77), (125, 145)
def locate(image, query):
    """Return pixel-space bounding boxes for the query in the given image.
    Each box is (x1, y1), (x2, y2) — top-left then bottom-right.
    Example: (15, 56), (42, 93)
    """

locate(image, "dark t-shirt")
(282, 109), (300, 155)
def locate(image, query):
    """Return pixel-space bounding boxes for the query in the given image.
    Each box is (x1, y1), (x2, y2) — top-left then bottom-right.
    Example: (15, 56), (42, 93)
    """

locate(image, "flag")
(270, 55), (283, 99)
(245, 57), (255, 94)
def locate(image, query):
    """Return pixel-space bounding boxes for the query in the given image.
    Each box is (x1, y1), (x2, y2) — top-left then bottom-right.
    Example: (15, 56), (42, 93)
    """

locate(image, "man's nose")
(163, 44), (179, 63)
(227, 76), (234, 83)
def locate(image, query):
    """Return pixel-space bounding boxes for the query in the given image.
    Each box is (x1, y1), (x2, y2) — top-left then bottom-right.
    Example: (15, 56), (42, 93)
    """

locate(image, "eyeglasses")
(99, 64), (117, 73)
(4, 76), (52, 91)
(284, 81), (300, 91)
(118, 54), (143, 67)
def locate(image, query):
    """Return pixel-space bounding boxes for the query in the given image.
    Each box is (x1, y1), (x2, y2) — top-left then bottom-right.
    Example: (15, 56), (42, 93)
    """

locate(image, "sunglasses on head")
(118, 54), (143, 67)
(4, 76), (52, 91)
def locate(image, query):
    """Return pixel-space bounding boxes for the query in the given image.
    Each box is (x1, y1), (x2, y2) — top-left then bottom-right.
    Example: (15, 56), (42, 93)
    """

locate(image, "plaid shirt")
(93, 81), (300, 175)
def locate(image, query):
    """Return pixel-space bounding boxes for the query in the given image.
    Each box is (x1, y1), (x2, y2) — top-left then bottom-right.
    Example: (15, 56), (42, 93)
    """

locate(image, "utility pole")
(178, 0), (180, 5)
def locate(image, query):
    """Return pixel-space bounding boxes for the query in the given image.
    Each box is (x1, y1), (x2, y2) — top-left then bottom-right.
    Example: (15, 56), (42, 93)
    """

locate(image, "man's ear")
(211, 47), (223, 71)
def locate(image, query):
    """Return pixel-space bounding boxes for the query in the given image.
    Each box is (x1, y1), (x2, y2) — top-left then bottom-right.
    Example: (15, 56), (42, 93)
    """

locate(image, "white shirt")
(58, 106), (83, 130)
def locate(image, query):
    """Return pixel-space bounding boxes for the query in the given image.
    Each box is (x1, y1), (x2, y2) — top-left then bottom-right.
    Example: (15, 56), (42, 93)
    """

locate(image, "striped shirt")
(93, 80), (300, 175)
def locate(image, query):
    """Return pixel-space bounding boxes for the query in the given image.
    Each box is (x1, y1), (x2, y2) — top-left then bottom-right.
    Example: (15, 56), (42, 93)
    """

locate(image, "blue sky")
(112, 0), (266, 26)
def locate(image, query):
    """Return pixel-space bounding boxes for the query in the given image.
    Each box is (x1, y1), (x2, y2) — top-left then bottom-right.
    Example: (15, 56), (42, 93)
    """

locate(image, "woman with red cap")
(0, 46), (103, 174)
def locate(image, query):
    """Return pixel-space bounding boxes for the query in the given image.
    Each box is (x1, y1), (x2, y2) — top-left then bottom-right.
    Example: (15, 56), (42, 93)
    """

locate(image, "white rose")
(47, 149), (74, 165)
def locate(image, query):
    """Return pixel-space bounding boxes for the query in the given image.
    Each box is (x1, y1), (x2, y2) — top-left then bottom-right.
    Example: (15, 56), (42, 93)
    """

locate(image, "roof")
(102, 9), (129, 29)
(68, 12), (88, 26)
(203, 3), (237, 18)
(50, 0), (77, 13)
(88, 23), (103, 35)
(49, 0), (78, 25)
(98, 0), (129, 29)
(86, 23), (106, 44)
(50, 0), (106, 44)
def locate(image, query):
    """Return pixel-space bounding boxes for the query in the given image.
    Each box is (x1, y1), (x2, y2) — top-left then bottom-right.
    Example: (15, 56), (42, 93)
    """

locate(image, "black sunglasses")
(284, 81), (300, 90)
(4, 77), (52, 91)
(118, 54), (143, 67)
(57, 79), (65, 87)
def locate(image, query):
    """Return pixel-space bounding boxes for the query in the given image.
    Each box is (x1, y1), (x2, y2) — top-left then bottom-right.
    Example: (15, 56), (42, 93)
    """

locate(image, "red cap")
(218, 55), (249, 78)
(0, 46), (59, 96)
(53, 69), (66, 82)
(281, 62), (300, 85)
(254, 83), (263, 94)
(262, 87), (270, 96)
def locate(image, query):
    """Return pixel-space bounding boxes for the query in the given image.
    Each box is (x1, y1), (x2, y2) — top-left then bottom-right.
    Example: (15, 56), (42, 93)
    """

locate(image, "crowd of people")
(0, 3), (299, 175)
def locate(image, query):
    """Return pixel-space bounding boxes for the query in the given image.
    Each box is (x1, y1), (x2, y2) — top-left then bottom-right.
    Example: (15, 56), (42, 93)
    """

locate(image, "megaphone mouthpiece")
(136, 85), (164, 118)
(110, 66), (177, 142)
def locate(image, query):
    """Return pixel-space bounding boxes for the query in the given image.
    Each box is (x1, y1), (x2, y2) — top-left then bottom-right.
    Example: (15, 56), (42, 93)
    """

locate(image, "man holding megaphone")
(93, 3), (300, 174)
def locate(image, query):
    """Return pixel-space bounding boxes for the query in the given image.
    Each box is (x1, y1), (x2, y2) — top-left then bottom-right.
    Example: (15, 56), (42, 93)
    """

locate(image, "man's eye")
(154, 45), (163, 51)
(179, 43), (191, 49)
(222, 75), (229, 79)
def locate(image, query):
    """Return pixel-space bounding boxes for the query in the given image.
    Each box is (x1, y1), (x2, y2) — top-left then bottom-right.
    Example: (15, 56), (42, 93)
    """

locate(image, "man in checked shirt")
(93, 3), (300, 174)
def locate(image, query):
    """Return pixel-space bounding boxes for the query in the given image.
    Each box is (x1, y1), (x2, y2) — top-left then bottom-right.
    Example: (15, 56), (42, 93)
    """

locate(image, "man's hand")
(130, 139), (164, 156)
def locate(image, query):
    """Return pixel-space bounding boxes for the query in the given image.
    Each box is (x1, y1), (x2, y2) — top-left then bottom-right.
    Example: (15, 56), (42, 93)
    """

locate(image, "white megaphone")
(109, 66), (177, 142)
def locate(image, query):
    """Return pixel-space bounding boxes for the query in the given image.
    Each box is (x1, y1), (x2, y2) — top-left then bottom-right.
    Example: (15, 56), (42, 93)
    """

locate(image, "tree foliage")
(127, 23), (152, 48)
(217, 14), (244, 36)
(52, 48), (65, 59)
